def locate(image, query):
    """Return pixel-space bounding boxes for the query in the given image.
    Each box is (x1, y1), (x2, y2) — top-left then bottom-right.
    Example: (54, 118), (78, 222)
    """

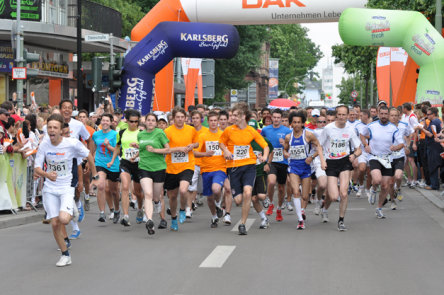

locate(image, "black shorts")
(97, 166), (120, 182)
(391, 157), (405, 171)
(369, 159), (394, 177)
(227, 164), (256, 198)
(269, 162), (288, 184)
(311, 172), (317, 180)
(252, 175), (267, 196)
(164, 169), (194, 190)
(407, 142), (417, 158)
(71, 158), (78, 187)
(326, 156), (353, 177)
(139, 169), (166, 183)
(120, 159), (140, 183)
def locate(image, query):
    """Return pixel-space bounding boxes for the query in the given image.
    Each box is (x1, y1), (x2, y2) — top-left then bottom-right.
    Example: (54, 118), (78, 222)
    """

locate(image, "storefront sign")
(28, 61), (70, 78)
(0, 42), (15, 73)
(0, 0), (41, 21)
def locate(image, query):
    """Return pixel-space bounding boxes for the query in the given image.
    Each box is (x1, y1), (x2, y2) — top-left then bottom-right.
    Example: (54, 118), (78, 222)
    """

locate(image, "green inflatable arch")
(339, 8), (444, 105)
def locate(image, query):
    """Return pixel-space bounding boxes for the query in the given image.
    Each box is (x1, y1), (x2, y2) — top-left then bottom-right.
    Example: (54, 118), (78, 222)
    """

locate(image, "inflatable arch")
(131, 0), (367, 111)
(339, 8), (444, 106)
(119, 22), (239, 115)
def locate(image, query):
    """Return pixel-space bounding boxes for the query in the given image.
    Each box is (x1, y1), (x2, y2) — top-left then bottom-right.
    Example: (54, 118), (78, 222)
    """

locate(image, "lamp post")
(284, 76), (299, 98)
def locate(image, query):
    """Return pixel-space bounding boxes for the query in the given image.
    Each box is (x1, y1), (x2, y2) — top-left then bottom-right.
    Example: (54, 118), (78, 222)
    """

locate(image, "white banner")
(390, 47), (408, 65)
(181, 58), (202, 75)
(180, 0), (367, 25)
(377, 47), (391, 68)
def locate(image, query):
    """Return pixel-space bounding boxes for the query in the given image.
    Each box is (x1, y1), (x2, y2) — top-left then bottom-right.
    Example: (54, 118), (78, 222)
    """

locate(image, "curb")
(415, 188), (444, 212)
(0, 211), (46, 230)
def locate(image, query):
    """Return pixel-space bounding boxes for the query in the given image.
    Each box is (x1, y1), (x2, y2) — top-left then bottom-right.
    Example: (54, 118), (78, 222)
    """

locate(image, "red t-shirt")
(305, 122), (317, 130)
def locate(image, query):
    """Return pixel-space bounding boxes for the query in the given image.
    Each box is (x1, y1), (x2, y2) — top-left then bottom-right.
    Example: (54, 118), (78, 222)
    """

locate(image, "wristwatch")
(92, 175), (99, 180)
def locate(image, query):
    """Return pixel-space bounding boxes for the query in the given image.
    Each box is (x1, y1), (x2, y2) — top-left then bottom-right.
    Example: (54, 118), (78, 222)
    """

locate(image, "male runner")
(218, 110), (233, 225)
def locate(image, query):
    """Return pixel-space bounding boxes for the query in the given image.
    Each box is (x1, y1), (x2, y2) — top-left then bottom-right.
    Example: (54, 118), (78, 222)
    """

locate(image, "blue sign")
(0, 42), (15, 73)
(118, 21), (240, 115)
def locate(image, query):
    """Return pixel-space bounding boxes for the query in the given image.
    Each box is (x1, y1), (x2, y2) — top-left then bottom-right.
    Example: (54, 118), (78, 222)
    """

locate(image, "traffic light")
(353, 98), (357, 105)
(109, 55), (124, 94)
(23, 49), (40, 76)
(92, 57), (103, 92)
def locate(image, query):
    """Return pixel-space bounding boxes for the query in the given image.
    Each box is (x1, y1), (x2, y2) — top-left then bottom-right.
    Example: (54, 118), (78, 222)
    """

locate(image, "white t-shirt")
(43, 118), (90, 141)
(35, 137), (90, 190)
(319, 122), (361, 160)
(391, 121), (411, 159)
(401, 112), (419, 134)
(362, 121), (404, 160)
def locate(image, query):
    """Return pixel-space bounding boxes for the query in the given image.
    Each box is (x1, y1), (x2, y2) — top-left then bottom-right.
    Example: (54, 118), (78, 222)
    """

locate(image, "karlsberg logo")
(137, 40), (168, 66)
(242, 0), (306, 8)
(180, 33), (229, 43)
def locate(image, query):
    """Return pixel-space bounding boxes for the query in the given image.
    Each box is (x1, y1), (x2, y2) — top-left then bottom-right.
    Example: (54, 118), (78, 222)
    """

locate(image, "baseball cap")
(0, 108), (9, 115)
(377, 100), (387, 106)
(312, 109), (320, 117)
(157, 114), (168, 123)
(89, 112), (96, 117)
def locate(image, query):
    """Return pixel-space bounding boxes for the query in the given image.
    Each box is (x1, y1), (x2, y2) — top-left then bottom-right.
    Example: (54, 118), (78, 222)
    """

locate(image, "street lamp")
(284, 76), (298, 98)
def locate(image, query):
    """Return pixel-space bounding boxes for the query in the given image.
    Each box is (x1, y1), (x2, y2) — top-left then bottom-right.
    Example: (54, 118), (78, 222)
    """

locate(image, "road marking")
(336, 208), (367, 211)
(199, 245), (236, 268)
(231, 218), (255, 231)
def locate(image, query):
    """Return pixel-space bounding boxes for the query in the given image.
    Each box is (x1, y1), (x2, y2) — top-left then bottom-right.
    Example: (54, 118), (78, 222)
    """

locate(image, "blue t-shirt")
(261, 125), (292, 164)
(92, 130), (120, 172)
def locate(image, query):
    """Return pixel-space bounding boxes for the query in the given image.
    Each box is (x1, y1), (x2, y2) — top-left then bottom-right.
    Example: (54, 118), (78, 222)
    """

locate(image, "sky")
(302, 22), (348, 101)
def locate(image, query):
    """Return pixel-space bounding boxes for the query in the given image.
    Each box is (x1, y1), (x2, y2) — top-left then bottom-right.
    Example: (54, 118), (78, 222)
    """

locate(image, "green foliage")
(367, 0), (437, 18)
(269, 24), (323, 96)
(336, 77), (365, 106)
(133, 0), (160, 13)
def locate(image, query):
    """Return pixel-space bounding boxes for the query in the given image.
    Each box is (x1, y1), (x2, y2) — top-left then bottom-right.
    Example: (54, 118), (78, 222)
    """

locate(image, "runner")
(164, 107), (198, 231)
(283, 111), (326, 230)
(318, 105), (362, 231)
(219, 103), (270, 235)
(218, 110), (233, 225)
(34, 114), (98, 266)
(108, 109), (143, 226)
(311, 114), (328, 216)
(136, 113), (170, 235)
(362, 106), (404, 219)
(346, 108), (361, 193)
(194, 111), (227, 228)
(91, 114), (121, 223)
(261, 109), (291, 222)
(355, 109), (372, 198)
(401, 102), (420, 188)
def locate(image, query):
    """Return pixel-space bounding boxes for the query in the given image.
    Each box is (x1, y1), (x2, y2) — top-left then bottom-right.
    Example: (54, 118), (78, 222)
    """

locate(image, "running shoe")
(265, 203), (274, 216)
(353, 184), (359, 192)
(408, 181), (415, 189)
(143, 214), (148, 223)
(216, 206), (224, 219)
(356, 187), (363, 198)
(263, 197), (270, 208)
(154, 201), (161, 214)
(196, 195), (204, 206)
(186, 207), (193, 219)
(390, 200), (397, 210)
(301, 209), (306, 220)
(313, 203), (321, 215)
(56, 255), (72, 267)
(375, 208), (385, 219)
(98, 212), (106, 222)
(120, 215), (131, 227)
(146, 219), (155, 235)
(297, 220), (305, 230)
(223, 214), (232, 225)
(130, 200), (136, 210)
(78, 202), (84, 223)
(136, 210), (143, 224)
(72, 205), (79, 222)
(84, 198), (90, 212)
(158, 219), (167, 229)
(397, 189), (403, 201)
(166, 207), (171, 215)
(281, 202), (286, 210)
(171, 219), (179, 231)
(210, 217), (219, 228)
(238, 224), (247, 235)
(108, 211), (114, 220)
(321, 212), (329, 223)
(368, 188), (377, 205)
(417, 180), (426, 188)
(179, 210), (186, 224)
(192, 201), (197, 211)
(276, 209), (283, 221)
(113, 211), (120, 224)
(337, 221), (347, 231)
(259, 218), (269, 229)
(286, 201), (294, 211)
(69, 230), (81, 240)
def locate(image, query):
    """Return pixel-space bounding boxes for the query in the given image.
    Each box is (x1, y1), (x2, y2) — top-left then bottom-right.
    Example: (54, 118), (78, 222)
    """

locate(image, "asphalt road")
(1, 188), (444, 295)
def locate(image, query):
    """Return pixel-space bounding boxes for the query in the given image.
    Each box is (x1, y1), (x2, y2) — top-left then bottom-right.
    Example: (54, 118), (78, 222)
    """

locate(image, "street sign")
(351, 90), (358, 98)
(230, 89), (238, 102)
(85, 34), (110, 42)
(12, 67), (27, 79)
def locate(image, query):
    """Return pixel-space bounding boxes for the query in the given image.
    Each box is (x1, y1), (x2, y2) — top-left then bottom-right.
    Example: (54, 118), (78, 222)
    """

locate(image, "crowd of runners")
(1, 98), (443, 267)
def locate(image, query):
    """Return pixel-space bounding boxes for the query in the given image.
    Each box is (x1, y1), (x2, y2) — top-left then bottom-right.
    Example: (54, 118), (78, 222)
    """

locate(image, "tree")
(367, 0), (438, 21)
(336, 76), (372, 106)
(269, 25), (323, 96)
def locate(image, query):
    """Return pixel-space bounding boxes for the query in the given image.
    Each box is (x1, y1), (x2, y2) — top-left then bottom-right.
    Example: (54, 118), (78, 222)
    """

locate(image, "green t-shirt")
(117, 128), (140, 161)
(251, 137), (273, 177)
(202, 116), (209, 128)
(117, 121), (128, 132)
(137, 128), (169, 172)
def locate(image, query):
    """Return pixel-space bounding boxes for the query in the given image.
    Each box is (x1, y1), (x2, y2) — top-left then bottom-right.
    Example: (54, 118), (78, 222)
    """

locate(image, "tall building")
(322, 63), (334, 107)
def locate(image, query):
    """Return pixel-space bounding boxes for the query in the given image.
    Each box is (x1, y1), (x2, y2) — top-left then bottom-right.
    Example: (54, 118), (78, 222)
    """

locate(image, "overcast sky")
(302, 22), (348, 100)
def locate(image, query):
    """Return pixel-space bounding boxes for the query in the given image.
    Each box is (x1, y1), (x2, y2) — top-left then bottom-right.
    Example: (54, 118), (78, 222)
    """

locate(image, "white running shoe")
(143, 213), (148, 223)
(223, 214), (232, 225)
(154, 201), (161, 214)
(185, 207), (192, 219)
(390, 200), (397, 210)
(108, 212), (114, 220)
(321, 211), (329, 223)
(286, 201), (294, 211)
(375, 208), (385, 219)
(56, 255), (72, 267)
(369, 188), (377, 205)
(313, 203), (321, 215)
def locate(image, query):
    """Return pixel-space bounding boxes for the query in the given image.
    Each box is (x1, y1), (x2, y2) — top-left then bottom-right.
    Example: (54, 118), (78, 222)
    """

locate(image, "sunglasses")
(318, 121), (326, 123)
(129, 120), (139, 123)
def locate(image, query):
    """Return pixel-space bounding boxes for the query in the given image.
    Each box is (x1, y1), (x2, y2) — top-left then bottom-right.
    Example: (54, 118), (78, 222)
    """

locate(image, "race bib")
(254, 151), (262, 165)
(272, 148), (284, 162)
(377, 155), (392, 169)
(124, 148), (139, 162)
(205, 141), (222, 156)
(172, 151), (189, 163)
(233, 145), (250, 160)
(47, 160), (68, 177)
(329, 139), (348, 159)
(391, 149), (403, 158)
(289, 145), (306, 160)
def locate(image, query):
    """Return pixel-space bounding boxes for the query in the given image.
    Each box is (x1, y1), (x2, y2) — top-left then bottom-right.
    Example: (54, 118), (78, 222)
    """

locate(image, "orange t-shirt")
(219, 125), (268, 168)
(194, 126), (208, 167)
(198, 128), (226, 173)
(419, 119), (430, 140)
(164, 124), (198, 174)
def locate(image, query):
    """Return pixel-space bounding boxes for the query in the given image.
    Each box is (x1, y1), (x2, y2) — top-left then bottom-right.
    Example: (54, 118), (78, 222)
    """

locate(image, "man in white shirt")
(401, 102), (420, 187)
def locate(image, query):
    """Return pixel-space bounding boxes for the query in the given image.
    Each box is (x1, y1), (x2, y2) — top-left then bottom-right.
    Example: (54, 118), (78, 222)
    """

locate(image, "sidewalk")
(415, 187), (444, 212)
